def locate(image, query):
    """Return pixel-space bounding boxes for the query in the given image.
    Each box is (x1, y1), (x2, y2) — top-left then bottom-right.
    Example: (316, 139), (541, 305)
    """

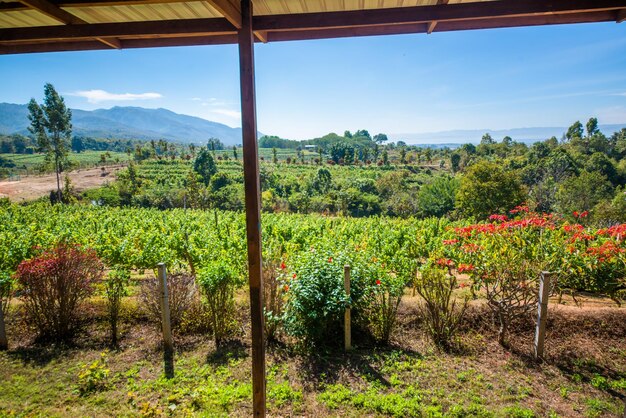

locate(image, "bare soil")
(0, 165), (124, 202)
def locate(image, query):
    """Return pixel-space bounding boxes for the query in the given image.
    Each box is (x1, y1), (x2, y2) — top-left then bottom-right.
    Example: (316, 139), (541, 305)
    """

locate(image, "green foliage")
(27, 83), (72, 201)
(415, 262), (468, 350)
(456, 161), (525, 220)
(418, 176), (459, 218)
(362, 262), (405, 344)
(197, 261), (241, 346)
(282, 249), (374, 346)
(102, 268), (130, 346)
(77, 352), (110, 396)
(193, 148), (217, 186)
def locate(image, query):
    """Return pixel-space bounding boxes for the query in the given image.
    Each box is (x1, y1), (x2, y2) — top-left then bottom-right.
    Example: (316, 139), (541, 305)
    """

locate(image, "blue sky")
(1, 22), (625, 140)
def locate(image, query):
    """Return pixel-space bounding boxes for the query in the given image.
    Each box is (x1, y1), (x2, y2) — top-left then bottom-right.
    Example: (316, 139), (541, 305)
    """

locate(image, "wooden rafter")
(205, 0), (240, 28)
(618, 8), (626, 22)
(0, 18), (234, 42)
(17, 0), (86, 24)
(2, 0), (626, 54)
(14, 0), (126, 49)
(427, 0), (449, 35)
(253, 0), (626, 31)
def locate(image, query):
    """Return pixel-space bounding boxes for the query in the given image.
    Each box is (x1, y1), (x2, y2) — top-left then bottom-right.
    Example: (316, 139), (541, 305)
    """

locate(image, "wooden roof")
(1, 0), (626, 54)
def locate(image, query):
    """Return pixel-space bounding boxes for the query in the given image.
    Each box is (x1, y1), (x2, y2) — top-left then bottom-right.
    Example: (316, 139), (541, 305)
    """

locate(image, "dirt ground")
(0, 165), (124, 202)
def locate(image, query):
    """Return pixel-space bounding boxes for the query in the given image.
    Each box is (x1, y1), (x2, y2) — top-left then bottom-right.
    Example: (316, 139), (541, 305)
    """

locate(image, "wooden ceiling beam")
(205, 0), (240, 28)
(618, 8), (626, 22)
(253, 0), (626, 32)
(427, 0), (449, 35)
(15, 0), (128, 49)
(0, 17), (234, 42)
(0, 33), (236, 53)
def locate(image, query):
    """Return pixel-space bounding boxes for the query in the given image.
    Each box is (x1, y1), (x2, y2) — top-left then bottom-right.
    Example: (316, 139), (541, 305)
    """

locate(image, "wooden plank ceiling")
(1, 0), (626, 54)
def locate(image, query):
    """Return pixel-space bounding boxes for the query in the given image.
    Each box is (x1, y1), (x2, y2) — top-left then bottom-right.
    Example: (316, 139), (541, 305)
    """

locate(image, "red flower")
(580, 210), (589, 218)
(443, 239), (459, 245)
(573, 211), (579, 218)
(328, 257), (333, 263)
(457, 264), (475, 273)
(458, 283), (468, 289)
(283, 285), (289, 292)
(489, 214), (508, 222)
(376, 279), (381, 286)
(280, 262), (286, 270)
(292, 273), (297, 279)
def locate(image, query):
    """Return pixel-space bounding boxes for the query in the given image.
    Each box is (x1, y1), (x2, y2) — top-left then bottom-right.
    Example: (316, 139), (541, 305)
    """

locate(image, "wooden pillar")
(534, 271), (552, 360)
(238, 0), (266, 416)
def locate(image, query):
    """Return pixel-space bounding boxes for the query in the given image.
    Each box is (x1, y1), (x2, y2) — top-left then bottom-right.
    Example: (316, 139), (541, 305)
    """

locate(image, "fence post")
(158, 263), (174, 378)
(0, 303), (7, 351)
(534, 271), (552, 360)
(344, 265), (351, 351)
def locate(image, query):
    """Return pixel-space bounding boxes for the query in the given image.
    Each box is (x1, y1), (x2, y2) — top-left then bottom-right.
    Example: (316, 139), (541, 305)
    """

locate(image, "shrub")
(415, 262), (468, 350)
(282, 249), (371, 346)
(101, 268), (130, 347)
(15, 244), (103, 342)
(362, 262), (404, 345)
(139, 271), (196, 330)
(197, 261), (240, 347)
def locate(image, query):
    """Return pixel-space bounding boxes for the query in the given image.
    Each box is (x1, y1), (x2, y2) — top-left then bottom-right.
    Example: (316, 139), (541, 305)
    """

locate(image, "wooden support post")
(238, 0), (266, 416)
(534, 271), (552, 360)
(344, 265), (351, 351)
(158, 263), (174, 378)
(0, 303), (8, 351)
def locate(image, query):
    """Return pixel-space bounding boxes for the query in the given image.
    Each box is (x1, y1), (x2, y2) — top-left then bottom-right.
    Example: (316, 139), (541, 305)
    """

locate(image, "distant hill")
(391, 124), (626, 146)
(0, 103), (254, 146)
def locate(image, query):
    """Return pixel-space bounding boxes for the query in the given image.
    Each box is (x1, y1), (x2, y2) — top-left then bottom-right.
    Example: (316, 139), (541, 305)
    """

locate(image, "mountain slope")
(0, 103), (247, 145)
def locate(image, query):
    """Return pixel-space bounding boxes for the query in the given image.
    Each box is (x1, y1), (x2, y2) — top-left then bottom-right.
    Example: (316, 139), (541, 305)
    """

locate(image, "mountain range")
(390, 124), (626, 146)
(0, 103), (249, 146)
(1, 102), (624, 147)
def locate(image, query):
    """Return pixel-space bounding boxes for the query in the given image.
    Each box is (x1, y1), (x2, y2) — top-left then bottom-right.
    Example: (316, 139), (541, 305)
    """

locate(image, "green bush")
(362, 262), (404, 345)
(282, 249), (386, 346)
(101, 268), (130, 347)
(197, 261), (241, 347)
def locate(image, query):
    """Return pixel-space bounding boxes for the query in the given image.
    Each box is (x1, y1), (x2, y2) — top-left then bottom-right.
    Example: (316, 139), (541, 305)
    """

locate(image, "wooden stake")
(158, 263), (174, 378)
(344, 265), (351, 351)
(238, 0), (266, 415)
(0, 302), (8, 351)
(534, 271), (552, 360)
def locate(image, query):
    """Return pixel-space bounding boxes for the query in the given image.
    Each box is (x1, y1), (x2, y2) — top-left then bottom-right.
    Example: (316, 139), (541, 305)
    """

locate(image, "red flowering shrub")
(15, 244), (103, 342)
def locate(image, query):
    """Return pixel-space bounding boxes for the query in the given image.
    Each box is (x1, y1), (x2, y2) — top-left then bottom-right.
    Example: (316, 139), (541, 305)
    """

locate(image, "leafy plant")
(77, 352), (110, 396)
(415, 261), (468, 350)
(197, 261), (240, 347)
(282, 249), (372, 346)
(362, 261), (404, 345)
(102, 268), (130, 347)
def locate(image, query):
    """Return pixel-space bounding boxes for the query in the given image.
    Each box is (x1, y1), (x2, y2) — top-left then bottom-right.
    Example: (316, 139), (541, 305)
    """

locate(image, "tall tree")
(28, 83), (72, 202)
(193, 148), (217, 186)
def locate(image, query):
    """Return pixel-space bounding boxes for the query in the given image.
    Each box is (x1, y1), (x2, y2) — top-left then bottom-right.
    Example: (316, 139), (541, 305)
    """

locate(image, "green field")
(1, 151), (131, 177)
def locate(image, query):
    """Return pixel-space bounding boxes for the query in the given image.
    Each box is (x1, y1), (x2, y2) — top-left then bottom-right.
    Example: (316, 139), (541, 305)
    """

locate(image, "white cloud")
(71, 89), (162, 103)
(212, 108), (241, 119)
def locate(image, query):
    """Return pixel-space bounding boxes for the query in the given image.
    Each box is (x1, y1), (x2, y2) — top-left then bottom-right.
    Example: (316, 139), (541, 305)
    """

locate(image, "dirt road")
(0, 165), (124, 202)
